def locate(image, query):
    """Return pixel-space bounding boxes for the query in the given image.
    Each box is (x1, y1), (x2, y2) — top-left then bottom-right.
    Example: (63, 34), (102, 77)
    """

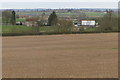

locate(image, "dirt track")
(2, 33), (118, 78)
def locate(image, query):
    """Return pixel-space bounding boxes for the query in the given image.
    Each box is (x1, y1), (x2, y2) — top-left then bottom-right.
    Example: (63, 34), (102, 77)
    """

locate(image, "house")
(74, 20), (98, 30)
(24, 17), (39, 27)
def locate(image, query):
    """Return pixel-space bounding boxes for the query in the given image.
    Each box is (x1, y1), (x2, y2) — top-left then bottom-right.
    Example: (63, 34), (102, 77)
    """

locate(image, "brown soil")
(2, 33), (118, 78)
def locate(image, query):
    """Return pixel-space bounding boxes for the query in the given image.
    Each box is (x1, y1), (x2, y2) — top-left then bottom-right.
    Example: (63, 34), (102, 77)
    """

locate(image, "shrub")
(56, 20), (74, 33)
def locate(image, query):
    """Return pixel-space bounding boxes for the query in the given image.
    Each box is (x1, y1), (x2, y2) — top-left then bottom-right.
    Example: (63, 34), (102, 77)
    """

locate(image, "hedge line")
(2, 31), (119, 36)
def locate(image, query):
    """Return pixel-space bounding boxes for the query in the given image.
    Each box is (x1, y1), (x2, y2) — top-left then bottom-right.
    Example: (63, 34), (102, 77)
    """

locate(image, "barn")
(81, 20), (96, 27)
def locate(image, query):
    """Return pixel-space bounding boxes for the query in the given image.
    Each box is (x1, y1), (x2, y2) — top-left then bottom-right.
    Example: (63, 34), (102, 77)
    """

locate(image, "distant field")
(3, 33), (118, 78)
(17, 11), (106, 17)
(85, 12), (105, 17)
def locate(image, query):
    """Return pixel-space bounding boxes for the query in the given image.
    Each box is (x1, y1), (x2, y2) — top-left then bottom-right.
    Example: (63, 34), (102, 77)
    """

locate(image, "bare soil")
(2, 33), (118, 78)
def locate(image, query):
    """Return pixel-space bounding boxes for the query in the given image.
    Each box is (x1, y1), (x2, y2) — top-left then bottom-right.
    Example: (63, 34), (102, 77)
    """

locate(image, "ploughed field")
(2, 33), (118, 78)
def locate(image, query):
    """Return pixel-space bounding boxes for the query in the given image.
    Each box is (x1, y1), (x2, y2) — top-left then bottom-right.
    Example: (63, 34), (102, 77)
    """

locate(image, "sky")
(0, 0), (119, 9)
(1, 0), (119, 2)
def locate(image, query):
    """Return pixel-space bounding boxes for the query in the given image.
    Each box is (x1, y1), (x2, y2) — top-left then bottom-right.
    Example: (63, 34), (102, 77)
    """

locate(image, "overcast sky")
(1, 0), (119, 9)
(1, 0), (119, 2)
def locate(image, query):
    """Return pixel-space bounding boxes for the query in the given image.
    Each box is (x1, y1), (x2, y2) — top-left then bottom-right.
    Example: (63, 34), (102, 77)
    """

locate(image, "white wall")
(82, 20), (95, 26)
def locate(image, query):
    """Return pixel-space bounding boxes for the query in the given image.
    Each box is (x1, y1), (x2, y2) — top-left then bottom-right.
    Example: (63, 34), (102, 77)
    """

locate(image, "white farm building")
(81, 20), (96, 26)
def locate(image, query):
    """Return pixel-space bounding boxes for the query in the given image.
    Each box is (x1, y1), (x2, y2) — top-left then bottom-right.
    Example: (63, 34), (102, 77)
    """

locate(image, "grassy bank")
(2, 25), (37, 34)
(2, 25), (118, 36)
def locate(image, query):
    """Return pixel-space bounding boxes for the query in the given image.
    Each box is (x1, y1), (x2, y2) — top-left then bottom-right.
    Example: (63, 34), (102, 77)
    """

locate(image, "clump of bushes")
(56, 19), (74, 33)
(99, 10), (118, 32)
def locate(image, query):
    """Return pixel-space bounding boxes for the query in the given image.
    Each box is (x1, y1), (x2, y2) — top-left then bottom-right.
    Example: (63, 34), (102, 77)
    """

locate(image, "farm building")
(81, 20), (96, 26)
(74, 20), (97, 27)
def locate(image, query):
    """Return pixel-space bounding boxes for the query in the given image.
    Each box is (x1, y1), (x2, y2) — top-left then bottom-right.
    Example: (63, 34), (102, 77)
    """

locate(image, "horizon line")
(0, 7), (118, 9)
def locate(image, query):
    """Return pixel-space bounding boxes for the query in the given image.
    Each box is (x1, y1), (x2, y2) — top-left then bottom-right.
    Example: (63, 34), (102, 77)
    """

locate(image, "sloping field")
(2, 33), (118, 78)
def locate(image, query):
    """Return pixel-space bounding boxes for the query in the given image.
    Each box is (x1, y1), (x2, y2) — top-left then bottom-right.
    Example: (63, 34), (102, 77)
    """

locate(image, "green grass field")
(85, 12), (105, 17)
(84, 27), (99, 32)
(16, 18), (26, 22)
(2, 25), (37, 34)
(2, 25), (99, 35)
(2, 25), (60, 34)
(2, 25), (118, 36)
(17, 11), (105, 17)
(39, 26), (59, 32)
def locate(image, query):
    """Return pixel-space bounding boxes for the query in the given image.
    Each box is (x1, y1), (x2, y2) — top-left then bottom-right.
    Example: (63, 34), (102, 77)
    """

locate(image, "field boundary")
(2, 31), (119, 37)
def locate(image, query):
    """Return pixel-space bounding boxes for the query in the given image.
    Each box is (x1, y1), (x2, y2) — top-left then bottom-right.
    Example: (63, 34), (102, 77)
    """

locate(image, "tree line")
(99, 10), (118, 32)
(2, 9), (118, 33)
